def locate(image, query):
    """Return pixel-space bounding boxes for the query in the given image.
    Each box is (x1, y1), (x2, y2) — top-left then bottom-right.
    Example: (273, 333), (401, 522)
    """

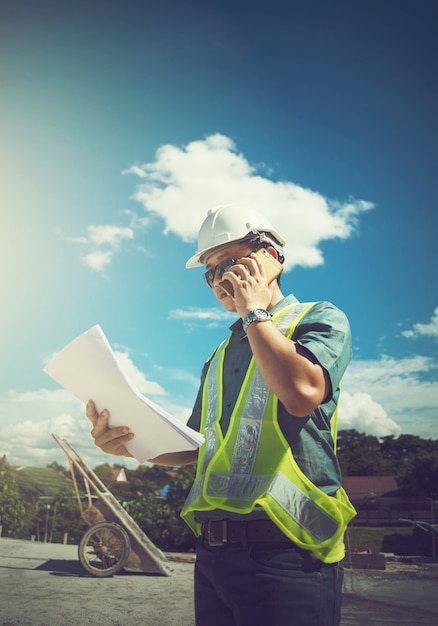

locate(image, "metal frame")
(52, 433), (172, 576)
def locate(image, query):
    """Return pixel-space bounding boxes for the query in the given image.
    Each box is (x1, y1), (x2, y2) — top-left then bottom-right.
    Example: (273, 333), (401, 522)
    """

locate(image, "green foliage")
(337, 430), (438, 498)
(126, 494), (195, 551)
(0, 456), (26, 536)
(46, 495), (88, 544)
(93, 463), (116, 488)
(337, 430), (392, 476)
(126, 465), (168, 497)
(125, 465), (197, 552)
(380, 433), (438, 460)
(396, 450), (438, 498)
(166, 465), (196, 508)
(46, 461), (70, 478)
(16, 490), (88, 544)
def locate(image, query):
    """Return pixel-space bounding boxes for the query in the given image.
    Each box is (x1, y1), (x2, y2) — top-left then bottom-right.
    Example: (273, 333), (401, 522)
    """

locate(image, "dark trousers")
(194, 536), (343, 626)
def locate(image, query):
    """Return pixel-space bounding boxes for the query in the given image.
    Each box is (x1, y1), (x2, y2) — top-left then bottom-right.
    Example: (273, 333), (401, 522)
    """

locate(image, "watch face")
(254, 308), (270, 321)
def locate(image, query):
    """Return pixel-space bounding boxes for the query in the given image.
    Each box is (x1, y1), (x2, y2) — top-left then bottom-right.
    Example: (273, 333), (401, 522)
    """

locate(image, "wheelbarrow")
(52, 434), (172, 578)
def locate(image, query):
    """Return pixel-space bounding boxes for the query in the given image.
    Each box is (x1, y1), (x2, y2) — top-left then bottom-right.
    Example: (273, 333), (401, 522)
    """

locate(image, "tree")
(0, 456), (26, 537)
(126, 493), (195, 551)
(336, 430), (390, 475)
(396, 450), (438, 499)
(125, 464), (197, 552)
(166, 464), (196, 508)
(93, 463), (116, 488)
(380, 434), (437, 463)
(46, 491), (88, 544)
(127, 465), (168, 497)
(46, 461), (69, 478)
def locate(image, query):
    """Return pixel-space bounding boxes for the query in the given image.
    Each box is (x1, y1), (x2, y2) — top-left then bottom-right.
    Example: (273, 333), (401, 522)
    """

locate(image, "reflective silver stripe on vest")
(202, 426), (216, 472)
(202, 341), (226, 472)
(267, 472), (339, 543)
(204, 470), (338, 543)
(206, 472), (272, 500)
(229, 398), (266, 476)
(275, 302), (313, 335)
(206, 342), (223, 428)
(203, 470), (338, 543)
(227, 302), (313, 477)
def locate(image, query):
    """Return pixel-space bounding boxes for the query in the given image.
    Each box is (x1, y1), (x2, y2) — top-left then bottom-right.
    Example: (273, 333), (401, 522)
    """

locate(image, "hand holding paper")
(43, 325), (204, 463)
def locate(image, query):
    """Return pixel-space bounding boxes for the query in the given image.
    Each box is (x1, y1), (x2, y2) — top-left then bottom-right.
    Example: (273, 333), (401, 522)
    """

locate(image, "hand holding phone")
(220, 248), (283, 295)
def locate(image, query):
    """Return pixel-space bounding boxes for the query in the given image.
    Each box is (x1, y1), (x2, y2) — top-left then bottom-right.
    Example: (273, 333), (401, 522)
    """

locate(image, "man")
(87, 205), (356, 626)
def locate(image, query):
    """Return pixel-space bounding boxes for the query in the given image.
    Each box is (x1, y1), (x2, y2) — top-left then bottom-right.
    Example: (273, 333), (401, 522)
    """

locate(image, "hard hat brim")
(185, 242), (232, 268)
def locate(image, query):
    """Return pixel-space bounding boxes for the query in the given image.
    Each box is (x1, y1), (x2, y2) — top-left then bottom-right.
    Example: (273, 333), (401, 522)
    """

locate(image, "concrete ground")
(0, 538), (437, 625)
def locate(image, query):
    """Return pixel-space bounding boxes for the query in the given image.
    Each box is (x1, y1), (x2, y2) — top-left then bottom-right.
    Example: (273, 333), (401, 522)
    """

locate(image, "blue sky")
(1, 0), (437, 469)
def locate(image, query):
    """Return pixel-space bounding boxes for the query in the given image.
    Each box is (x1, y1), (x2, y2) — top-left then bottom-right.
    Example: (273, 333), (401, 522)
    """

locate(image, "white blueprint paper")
(43, 325), (204, 462)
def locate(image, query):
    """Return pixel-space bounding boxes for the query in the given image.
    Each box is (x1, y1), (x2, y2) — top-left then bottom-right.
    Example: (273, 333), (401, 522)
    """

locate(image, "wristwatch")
(242, 308), (272, 333)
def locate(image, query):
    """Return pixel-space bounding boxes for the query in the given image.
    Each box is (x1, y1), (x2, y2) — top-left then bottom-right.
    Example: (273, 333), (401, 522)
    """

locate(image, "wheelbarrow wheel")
(79, 521), (131, 577)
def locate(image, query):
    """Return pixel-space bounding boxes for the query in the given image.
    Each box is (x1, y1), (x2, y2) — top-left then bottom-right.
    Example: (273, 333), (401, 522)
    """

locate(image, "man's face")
(204, 242), (253, 312)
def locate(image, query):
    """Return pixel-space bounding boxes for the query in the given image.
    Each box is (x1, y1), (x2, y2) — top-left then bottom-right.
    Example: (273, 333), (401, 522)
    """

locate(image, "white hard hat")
(186, 205), (286, 268)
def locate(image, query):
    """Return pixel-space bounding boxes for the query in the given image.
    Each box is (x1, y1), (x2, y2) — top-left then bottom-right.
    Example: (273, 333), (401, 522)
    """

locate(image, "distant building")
(343, 476), (436, 525)
(342, 476), (400, 500)
(111, 468), (128, 484)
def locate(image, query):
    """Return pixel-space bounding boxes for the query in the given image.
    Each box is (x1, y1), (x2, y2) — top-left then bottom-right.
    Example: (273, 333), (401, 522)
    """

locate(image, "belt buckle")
(207, 520), (228, 546)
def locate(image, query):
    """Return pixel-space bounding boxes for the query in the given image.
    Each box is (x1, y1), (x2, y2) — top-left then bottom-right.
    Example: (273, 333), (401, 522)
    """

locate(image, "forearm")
(245, 320), (329, 416)
(148, 449), (198, 466)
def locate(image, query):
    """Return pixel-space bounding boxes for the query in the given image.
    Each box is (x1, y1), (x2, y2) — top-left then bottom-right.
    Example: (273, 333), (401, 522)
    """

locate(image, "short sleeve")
(293, 301), (353, 393)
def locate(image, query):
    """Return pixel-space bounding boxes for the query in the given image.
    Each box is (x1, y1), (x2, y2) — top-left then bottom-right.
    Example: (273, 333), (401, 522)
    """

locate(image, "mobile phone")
(255, 248), (283, 283)
(220, 248), (283, 295)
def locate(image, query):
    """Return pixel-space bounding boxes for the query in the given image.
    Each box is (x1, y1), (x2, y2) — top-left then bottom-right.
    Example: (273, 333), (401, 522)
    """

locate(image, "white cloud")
(2, 349), (438, 467)
(341, 354), (438, 438)
(66, 235), (88, 244)
(0, 389), (94, 468)
(0, 351), (189, 467)
(0, 387), (144, 469)
(87, 224), (134, 247)
(122, 209), (151, 230)
(338, 390), (401, 437)
(63, 134), (373, 274)
(63, 214), (146, 273)
(124, 133), (374, 270)
(113, 350), (167, 396)
(402, 306), (438, 339)
(169, 306), (236, 330)
(82, 249), (113, 273)
(79, 224), (134, 273)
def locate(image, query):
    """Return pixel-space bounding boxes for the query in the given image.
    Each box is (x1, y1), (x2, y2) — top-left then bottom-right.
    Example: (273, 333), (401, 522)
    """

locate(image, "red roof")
(342, 476), (399, 499)
(164, 470), (178, 479)
(111, 468), (128, 483)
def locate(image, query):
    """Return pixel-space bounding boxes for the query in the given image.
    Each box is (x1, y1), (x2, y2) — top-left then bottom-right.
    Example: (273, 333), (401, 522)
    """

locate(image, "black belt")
(201, 519), (291, 546)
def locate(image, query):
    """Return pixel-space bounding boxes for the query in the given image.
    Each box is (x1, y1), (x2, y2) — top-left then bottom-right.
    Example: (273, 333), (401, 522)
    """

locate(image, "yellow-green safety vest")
(181, 302), (356, 563)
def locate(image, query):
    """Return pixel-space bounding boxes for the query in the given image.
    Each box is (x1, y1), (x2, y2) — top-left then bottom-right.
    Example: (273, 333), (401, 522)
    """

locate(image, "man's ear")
(265, 245), (279, 259)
